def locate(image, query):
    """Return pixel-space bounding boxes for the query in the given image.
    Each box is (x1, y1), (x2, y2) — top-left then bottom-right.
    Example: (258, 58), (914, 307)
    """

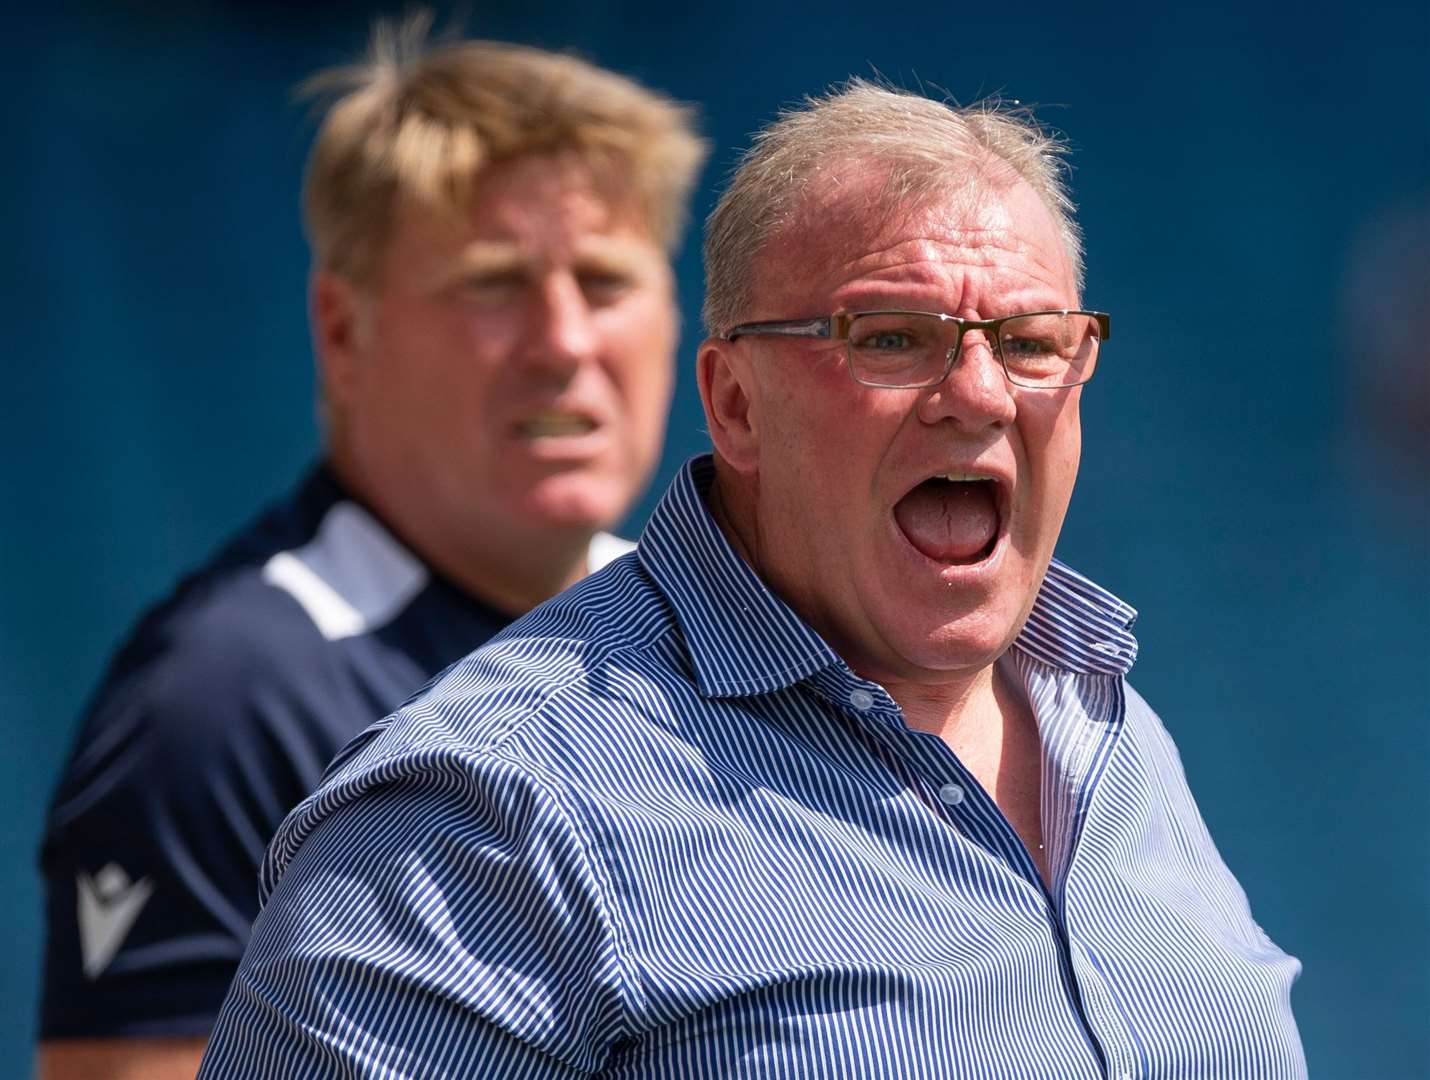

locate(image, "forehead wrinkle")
(750, 164), (1071, 320)
(843, 230), (1027, 277)
(776, 224), (1066, 318)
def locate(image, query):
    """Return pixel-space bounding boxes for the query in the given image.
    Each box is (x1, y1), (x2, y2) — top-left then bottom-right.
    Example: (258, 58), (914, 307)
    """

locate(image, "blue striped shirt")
(200, 455), (1305, 1078)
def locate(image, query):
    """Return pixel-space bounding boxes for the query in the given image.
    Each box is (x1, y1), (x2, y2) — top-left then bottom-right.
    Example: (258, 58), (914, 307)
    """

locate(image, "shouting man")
(199, 82), (1304, 1078)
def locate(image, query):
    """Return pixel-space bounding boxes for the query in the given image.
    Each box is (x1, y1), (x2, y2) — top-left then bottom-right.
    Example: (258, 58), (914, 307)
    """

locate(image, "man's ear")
(697, 338), (761, 474)
(310, 271), (366, 411)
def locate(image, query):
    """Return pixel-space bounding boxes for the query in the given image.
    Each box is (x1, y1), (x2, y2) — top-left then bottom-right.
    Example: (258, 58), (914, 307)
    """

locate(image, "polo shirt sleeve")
(37, 589), (350, 1038)
(198, 739), (635, 1077)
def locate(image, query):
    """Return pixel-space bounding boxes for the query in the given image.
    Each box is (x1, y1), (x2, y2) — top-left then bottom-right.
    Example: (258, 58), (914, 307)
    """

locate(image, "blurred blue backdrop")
(7, 1), (1427, 1075)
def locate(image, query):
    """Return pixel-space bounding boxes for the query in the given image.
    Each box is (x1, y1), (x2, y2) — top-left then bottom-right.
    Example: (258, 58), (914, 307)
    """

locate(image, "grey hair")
(702, 80), (1083, 336)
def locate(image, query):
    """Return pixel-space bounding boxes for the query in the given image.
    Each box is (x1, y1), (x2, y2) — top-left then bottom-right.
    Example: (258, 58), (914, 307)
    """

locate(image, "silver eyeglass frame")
(722, 309), (1111, 389)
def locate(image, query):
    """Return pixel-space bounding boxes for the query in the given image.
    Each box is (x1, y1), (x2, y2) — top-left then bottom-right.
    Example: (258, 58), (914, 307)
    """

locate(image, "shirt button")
(848, 688), (875, 712)
(938, 782), (965, 805)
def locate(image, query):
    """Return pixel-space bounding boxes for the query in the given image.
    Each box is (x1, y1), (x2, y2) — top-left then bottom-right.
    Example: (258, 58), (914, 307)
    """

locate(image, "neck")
(906, 656), (1048, 886)
(436, 531), (592, 618)
(327, 455), (594, 618)
(705, 468), (753, 564)
(881, 664), (1002, 743)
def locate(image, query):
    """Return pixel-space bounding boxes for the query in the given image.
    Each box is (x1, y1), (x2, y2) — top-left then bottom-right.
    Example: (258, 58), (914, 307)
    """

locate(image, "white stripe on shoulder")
(262, 502), (428, 641)
(587, 531), (635, 572)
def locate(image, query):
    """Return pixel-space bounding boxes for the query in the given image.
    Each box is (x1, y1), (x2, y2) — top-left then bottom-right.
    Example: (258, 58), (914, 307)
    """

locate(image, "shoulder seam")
(434, 572), (680, 759)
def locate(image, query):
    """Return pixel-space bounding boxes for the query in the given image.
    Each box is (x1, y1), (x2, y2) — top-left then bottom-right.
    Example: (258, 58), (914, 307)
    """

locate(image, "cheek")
(757, 373), (874, 519)
(1018, 397), (1082, 537)
(1047, 399), (1082, 496)
(618, 367), (675, 470)
(754, 371), (814, 466)
(372, 301), (485, 382)
(603, 303), (678, 412)
(361, 328), (504, 458)
(445, 307), (521, 375)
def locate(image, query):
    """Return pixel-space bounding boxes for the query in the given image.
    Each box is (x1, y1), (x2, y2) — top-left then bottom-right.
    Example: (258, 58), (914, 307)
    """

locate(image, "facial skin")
(700, 162), (1083, 717)
(314, 154), (678, 614)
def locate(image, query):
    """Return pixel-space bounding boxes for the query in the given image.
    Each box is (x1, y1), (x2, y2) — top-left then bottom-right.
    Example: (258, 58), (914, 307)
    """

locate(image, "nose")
(916, 331), (1016, 429)
(519, 272), (599, 374)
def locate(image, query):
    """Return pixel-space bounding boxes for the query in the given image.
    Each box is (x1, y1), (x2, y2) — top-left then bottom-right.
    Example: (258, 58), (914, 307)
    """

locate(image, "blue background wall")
(7, 2), (1427, 1075)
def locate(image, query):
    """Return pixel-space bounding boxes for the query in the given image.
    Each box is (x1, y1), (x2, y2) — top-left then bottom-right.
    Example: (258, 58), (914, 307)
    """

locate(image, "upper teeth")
(520, 413), (594, 436)
(941, 473), (993, 483)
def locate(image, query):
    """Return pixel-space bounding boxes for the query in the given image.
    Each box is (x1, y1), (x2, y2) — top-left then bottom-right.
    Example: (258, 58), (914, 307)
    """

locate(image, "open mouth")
(893, 474), (1003, 565)
(515, 411), (598, 439)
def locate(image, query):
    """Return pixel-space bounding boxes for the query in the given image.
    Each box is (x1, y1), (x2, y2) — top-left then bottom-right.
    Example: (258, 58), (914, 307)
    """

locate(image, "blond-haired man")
(37, 19), (704, 1078)
(198, 82), (1304, 1077)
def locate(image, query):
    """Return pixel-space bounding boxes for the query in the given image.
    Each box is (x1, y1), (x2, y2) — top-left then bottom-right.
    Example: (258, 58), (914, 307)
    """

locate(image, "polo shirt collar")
(638, 455), (1139, 699)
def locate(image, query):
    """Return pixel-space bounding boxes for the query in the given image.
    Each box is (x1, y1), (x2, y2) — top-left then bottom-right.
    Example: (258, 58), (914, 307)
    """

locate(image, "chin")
(901, 637), (1010, 679)
(519, 476), (632, 534)
(880, 602), (1024, 679)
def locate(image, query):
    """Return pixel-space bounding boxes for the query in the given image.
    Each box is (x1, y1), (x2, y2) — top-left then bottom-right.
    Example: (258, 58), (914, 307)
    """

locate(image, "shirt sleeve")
(37, 591), (353, 1038)
(197, 739), (635, 1078)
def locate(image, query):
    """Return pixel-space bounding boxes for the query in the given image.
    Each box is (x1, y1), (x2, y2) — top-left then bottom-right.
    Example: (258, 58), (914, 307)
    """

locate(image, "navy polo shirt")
(38, 463), (630, 1037)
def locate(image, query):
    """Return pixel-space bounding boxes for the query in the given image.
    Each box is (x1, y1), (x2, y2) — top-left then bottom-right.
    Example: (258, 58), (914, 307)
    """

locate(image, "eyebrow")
(424, 242), (652, 295)
(455, 237), (652, 272)
(424, 245), (528, 289)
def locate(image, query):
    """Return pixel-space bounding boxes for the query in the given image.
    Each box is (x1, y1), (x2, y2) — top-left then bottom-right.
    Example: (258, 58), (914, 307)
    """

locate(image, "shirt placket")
(825, 668), (1143, 1080)
(1026, 665), (1145, 1080)
(836, 677), (1044, 894)
(1042, 679), (1146, 1080)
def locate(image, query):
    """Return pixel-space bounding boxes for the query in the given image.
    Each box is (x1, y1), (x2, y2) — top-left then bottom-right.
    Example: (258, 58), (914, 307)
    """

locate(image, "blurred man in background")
(199, 82), (1303, 1077)
(35, 15), (705, 1077)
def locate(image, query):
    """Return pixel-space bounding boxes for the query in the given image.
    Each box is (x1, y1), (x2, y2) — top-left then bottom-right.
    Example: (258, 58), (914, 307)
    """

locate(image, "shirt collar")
(1018, 558), (1139, 676)
(638, 455), (1139, 699)
(638, 456), (841, 698)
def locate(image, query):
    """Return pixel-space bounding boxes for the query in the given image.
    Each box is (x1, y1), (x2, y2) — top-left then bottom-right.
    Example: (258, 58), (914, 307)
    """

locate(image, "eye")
(577, 269), (635, 305)
(458, 269), (528, 297)
(847, 312), (943, 354)
(863, 330), (915, 350)
(851, 323), (925, 351)
(1001, 333), (1058, 357)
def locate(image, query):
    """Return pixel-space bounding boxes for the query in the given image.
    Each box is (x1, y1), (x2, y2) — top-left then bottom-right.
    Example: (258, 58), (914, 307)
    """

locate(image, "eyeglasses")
(723, 309), (1110, 389)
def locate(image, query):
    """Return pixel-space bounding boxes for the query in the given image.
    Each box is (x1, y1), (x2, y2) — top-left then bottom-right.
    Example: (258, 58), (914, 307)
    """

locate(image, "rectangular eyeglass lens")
(1000, 313), (1096, 385)
(848, 312), (950, 384)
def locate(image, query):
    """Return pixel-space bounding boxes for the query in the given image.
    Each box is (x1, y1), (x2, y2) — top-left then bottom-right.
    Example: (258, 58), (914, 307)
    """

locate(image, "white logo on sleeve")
(76, 863), (154, 979)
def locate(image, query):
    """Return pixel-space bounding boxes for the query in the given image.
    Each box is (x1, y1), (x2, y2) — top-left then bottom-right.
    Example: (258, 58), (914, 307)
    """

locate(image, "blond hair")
(301, 13), (707, 283)
(703, 80), (1083, 335)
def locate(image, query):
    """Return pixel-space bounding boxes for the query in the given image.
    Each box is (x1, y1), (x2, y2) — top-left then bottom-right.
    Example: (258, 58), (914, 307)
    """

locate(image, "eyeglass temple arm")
(723, 317), (833, 342)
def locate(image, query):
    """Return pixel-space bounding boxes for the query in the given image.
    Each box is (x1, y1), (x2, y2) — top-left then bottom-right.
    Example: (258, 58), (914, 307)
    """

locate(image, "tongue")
(894, 481), (999, 562)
